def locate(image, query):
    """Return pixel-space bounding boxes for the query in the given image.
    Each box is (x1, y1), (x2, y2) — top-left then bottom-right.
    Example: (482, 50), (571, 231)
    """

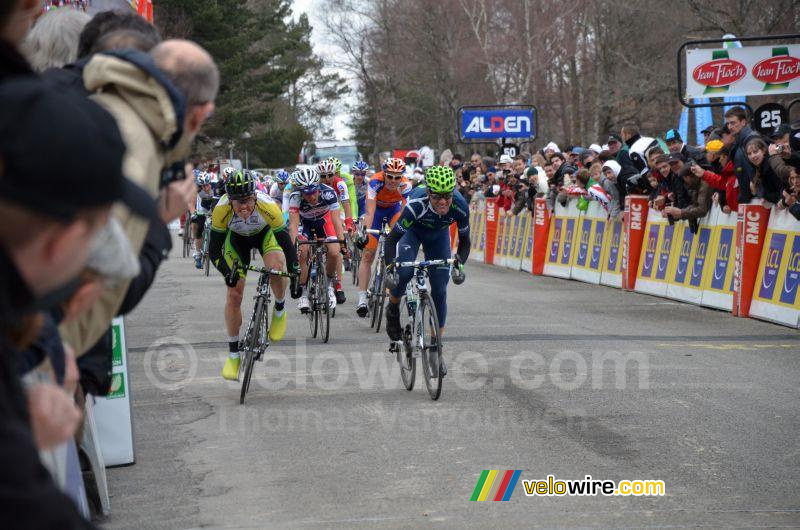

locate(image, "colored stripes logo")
(470, 470), (521, 501)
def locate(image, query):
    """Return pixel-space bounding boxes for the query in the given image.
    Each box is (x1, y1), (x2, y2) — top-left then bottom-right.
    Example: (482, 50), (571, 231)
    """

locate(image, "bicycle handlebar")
(395, 258), (456, 268)
(230, 261), (297, 278)
(297, 238), (347, 246)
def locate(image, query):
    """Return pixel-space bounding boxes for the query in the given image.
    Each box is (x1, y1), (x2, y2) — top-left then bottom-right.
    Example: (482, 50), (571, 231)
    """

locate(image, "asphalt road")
(103, 234), (800, 528)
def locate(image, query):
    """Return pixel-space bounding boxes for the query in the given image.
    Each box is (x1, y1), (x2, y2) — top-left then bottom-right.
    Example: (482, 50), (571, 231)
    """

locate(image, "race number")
(753, 102), (788, 135)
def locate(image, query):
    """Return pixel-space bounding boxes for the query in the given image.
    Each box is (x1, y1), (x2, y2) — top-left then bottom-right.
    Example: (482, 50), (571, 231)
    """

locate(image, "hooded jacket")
(59, 50), (189, 356)
(731, 126), (758, 204)
(600, 160), (622, 218)
(681, 173), (712, 221)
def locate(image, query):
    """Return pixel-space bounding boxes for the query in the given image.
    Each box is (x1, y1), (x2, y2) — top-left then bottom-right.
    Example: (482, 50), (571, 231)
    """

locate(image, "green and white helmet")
(425, 165), (456, 194)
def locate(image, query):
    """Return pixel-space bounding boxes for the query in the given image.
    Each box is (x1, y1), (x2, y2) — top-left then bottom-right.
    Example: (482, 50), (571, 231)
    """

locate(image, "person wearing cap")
(701, 125), (715, 145)
(664, 128), (704, 163)
(663, 164), (712, 229)
(0, 79), (155, 529)
(59, 40), (219, 357)
(667, 151), (686, 174)
(767, 123), (800, 181)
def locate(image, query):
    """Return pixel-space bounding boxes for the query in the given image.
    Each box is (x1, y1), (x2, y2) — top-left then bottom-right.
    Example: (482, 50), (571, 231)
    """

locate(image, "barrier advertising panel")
(733, 203), (771, 316)
(483, 198), (500, 265)
(543, 200), (579, 278)
(531, 197), (551, 275)
(749, 207), (800, 328)
(635, 208), (674, 297)
(622, 196), (649, 290)
(570, 201), (606, 285)
(700, 205), (737, 310)
(600, 217), (624, 288)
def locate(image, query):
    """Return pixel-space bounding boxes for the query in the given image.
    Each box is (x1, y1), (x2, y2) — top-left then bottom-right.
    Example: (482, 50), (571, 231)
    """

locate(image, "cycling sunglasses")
(320, 172), (335, 178)
(429, 191), (453, 201)
(301, 186), (320, 195)
(385, 173), (403, 181)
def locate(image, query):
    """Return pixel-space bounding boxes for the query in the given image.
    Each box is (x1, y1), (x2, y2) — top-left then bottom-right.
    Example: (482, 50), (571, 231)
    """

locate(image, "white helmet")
(221, 166), (237, 182)
(316, 159), (335, 177)
(295, 167), (320, 191)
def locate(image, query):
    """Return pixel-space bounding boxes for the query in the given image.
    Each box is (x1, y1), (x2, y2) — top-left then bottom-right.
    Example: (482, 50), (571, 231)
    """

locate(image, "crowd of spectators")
(1, 2), (218, 527)
(445, 110), (800, 229)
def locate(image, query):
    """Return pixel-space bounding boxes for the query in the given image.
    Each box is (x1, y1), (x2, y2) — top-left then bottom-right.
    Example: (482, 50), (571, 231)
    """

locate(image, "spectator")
(77, 9), (161, 59)
(662, 164), (712, 228)
(0, 0), (38, 80)
(0, 78), (153, 529)
(649, 154), (673, 210)
(543, 141), (560, 160)
(694, 143), (738, 214)
(21, 7), (90, 72)
(599, 160), (622, 219)
(745, 137), (783, 205)
(725, 106), (758, 205)
(664, 128), (705, 162)
(777, 166), (800, 221)
(59, 40), (218, 356)
(439, 148), (453, 167)
(700, 125), (715, 145)
(767, 123), (800, 181)
(483, 169), (499, 198)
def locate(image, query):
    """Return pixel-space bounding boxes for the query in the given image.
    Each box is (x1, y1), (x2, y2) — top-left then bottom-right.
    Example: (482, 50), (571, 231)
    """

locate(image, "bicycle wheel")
(419, 293), (443, 400)
(351, 246), (360, 285)
(369, 266), (382, 329)
(317, 271), (330, 343)
(398, 302), (415, 391)
(240, 297), (265, 404)
(182, 222), (191, 258)
(308, 276), (318, 338)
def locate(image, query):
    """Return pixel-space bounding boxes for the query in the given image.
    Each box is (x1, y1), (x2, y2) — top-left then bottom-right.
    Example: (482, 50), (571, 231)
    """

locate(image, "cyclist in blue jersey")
(383, 166), (470, 376)
(351, 161), (369, 217)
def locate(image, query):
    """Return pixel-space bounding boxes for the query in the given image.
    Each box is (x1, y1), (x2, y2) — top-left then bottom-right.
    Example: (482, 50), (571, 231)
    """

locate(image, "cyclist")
(351, 161), (369, 217)
(209, 170), (301, 381)
(191, 172), (220, 269)
(270, 169), (293, 215)
(354, 158), (412, 316)
(329, 157), (359, 219)
(317, 159), (352, 303)
(288, 167), (347, 313)
(383, 166), (470, 376)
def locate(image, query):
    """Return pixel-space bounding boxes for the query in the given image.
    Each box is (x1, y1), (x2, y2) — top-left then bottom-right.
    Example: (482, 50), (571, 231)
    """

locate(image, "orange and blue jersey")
(365, 172), (412, 250)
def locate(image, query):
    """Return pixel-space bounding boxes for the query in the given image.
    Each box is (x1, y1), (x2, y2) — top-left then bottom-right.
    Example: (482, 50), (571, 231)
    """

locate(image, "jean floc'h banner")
(748, 207), (800, 328)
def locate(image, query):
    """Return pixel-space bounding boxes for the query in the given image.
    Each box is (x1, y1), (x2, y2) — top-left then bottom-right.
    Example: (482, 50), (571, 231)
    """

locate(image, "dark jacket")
(768, 152), (800, 182)
(681, 175), (712, 221)
(0, 39), (34, 82)
(731, 126), (758, 204)
(0, 248), (95, 529)
(680, 143), (706, 165)
(752, 157), (783, 205)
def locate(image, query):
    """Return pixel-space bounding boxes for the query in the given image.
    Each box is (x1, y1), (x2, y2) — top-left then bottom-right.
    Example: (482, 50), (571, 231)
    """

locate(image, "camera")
(776, 144), (785, 154)
(160, 161), (187, 189)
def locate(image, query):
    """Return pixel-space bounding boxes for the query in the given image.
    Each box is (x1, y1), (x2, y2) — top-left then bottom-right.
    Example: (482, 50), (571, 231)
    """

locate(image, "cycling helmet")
(425, 166), (456, 194)
(317, 159), (336, 177)
(382, 158), (406, 174)
(294, 167), (320, 192)
(225, 170), (256, 199)
(289, 170), (301, 186)
(328, 157), (342, 173)
(351, 161), (369, 174)
(195, 172), (210, 186)
(221, 166), (237, 183)
(275, 169), (290, 184)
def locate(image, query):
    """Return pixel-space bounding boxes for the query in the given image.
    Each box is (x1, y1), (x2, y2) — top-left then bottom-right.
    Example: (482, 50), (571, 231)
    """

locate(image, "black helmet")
(225, 170), (255, 199)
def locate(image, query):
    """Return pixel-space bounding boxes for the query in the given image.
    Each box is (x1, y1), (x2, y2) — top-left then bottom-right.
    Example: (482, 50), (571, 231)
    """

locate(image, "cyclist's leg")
(221, 231), (250, 377)
(260, 228), (286, 301)
(389, 229), (421, 304)
(193, 214), (205, 254)
(420, 229), (452, 329)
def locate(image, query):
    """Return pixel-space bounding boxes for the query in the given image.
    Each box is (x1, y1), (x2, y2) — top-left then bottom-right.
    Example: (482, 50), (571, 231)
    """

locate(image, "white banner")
(685, 43), (800, 99)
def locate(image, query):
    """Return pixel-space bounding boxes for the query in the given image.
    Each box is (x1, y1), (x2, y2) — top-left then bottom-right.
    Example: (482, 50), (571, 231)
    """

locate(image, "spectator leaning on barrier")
(725, 106), (758, 205)
(699, 141), (738, 214)
(745, 137), (783, 205)
(59, 40), (218, 356)
(0, 79), (154, 529)
(768, 123), (800, 181)
(777, 166), (800, 221)
(599, 160), (622, 219)
(662, 162), (712, 229)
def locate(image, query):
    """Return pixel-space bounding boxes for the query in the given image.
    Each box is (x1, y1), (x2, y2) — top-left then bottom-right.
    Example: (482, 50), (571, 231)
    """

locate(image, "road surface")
(103, 235), (800, 528)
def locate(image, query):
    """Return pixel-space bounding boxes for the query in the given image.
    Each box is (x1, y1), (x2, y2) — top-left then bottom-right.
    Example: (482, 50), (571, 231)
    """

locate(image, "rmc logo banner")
(459, 106), (536, 141)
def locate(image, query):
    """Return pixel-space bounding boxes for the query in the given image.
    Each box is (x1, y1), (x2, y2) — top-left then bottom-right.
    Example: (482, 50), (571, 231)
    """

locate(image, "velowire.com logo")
(469, 470), (522, 502)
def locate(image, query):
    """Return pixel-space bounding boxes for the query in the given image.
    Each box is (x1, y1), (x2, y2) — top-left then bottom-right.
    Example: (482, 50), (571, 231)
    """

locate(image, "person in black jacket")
(725, 106), (759, 205)
(745, 137), (783, 205)
(665, 128), (706, 164)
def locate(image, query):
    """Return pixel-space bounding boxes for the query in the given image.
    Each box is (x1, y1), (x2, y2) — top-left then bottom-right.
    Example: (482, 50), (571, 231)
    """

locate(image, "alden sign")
(685, 44), (800, 99)
(459, 106), (536, 141)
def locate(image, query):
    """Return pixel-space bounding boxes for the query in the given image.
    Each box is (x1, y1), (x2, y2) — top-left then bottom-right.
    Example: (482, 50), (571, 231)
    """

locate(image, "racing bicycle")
(298, 238), (346, 343)
(389, 258), (455, 401)
(365, 220), (391, 332)
(182, 210), (193, 258)
(200, 215), (212, 276)
(230, 261), (296, 404)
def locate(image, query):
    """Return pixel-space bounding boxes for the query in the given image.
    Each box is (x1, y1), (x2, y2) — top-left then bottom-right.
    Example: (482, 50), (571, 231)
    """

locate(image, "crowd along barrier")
(466, 193), (799, 329)
(748, 206), (800, 328)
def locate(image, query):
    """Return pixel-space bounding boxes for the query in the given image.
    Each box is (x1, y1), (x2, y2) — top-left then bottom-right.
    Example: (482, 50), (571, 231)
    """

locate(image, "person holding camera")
(662, 163), (711, 232)
(768, 123), (800, 181)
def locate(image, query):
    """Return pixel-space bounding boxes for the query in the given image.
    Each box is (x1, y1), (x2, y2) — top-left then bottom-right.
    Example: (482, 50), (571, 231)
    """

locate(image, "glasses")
(385, 173), (403, 181)
(320, 173), (334, 178)
(429, 192), (453, 201)
(352, 171), (366, 176)
(301, 188), (320, 196)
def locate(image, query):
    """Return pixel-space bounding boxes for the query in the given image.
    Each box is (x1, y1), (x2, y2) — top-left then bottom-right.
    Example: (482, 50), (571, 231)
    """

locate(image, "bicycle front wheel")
(398, 300), (415, 391)
(318, 273), (330, 343)
(240, 297), (265, 404)
(308, 278), (318, 338)
(419, 294), (443, 401)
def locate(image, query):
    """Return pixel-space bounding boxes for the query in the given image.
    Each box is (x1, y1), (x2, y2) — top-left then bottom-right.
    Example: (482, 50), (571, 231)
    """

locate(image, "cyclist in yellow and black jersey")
(209, 170), (301, 381)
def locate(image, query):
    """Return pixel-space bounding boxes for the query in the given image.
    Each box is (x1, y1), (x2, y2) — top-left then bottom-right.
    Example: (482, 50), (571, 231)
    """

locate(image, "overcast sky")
(292, 0), (355, 140)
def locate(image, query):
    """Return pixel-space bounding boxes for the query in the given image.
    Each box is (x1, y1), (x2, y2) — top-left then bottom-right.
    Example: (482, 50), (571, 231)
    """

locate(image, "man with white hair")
(21, 7), (90, 71)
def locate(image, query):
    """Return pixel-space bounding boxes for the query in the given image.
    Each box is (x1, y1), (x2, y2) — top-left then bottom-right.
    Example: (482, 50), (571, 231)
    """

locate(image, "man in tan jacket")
(60, 40), (219, 355)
